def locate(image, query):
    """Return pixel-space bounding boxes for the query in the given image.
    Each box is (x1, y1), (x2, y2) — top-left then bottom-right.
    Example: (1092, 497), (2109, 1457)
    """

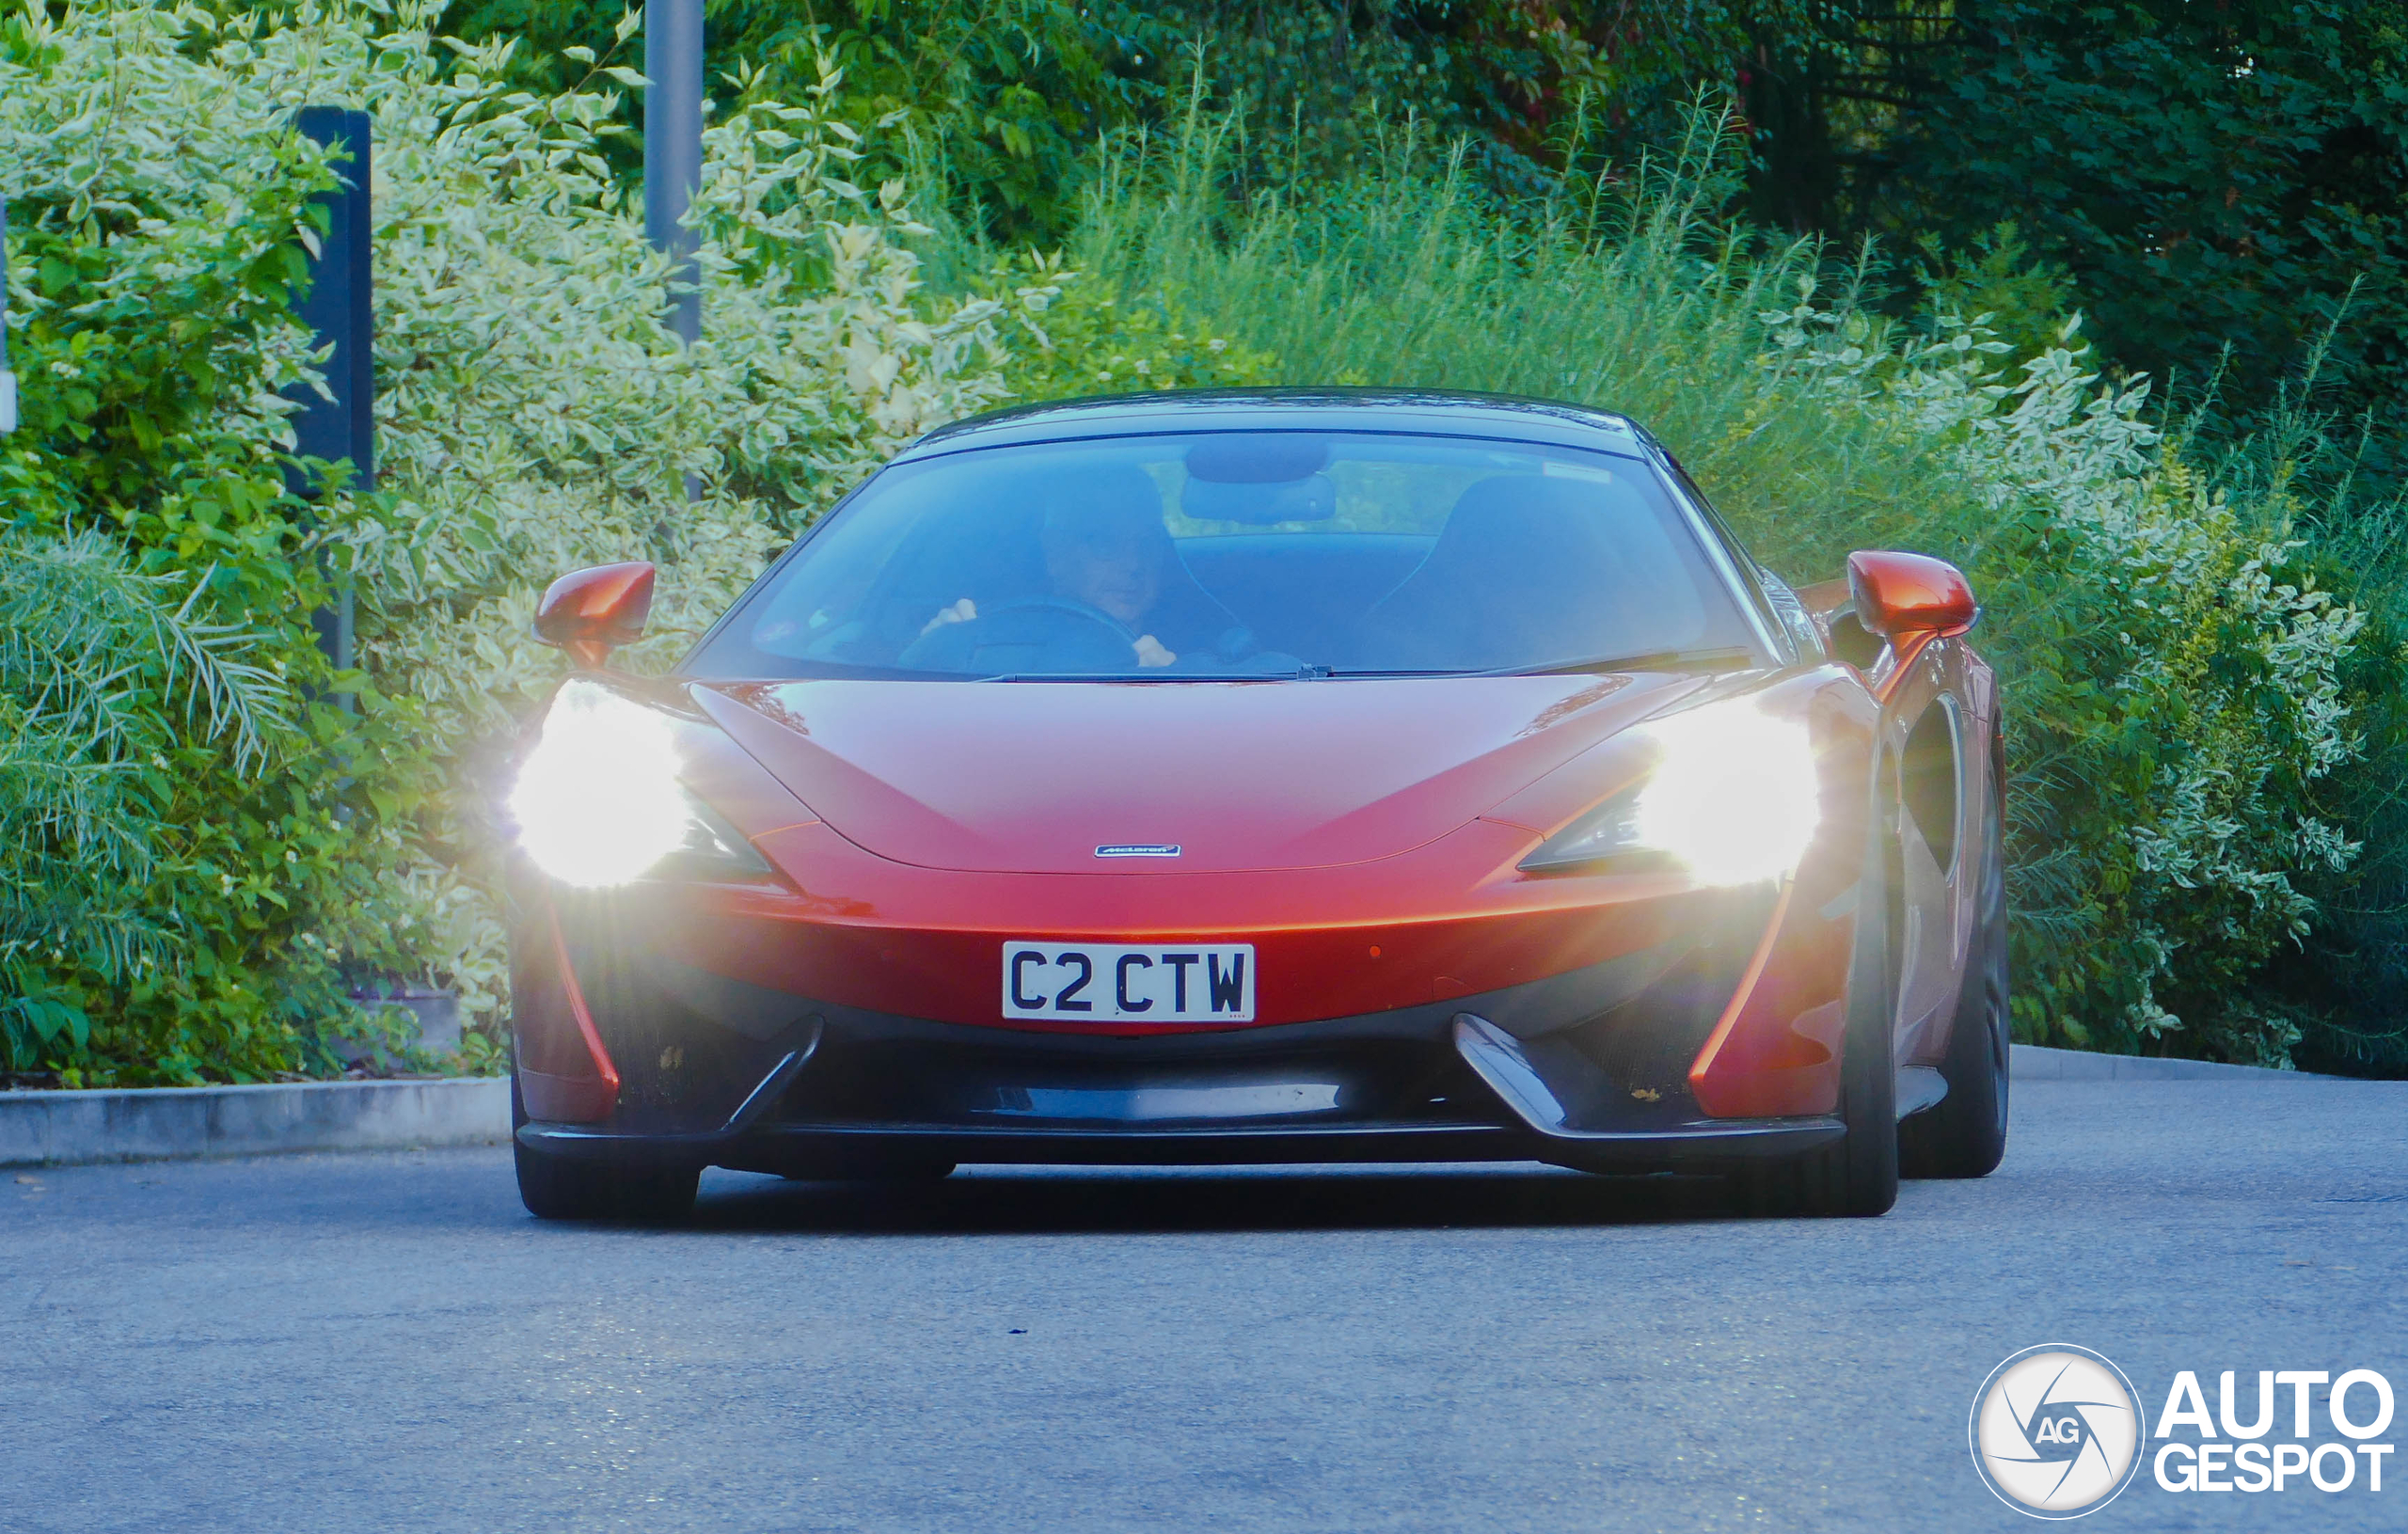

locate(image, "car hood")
(691, 673), (1708, 875)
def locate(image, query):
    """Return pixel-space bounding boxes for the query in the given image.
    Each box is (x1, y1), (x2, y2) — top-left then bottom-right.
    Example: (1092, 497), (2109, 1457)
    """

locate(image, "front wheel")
(1740, 826), (1901, 1219)
(1899, 780), (2010, 1179)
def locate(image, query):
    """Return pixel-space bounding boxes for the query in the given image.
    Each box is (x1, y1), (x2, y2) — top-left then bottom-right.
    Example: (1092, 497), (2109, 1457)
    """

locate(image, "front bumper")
(515, 941), (1846, 1178)
(513, 703), (1873, 1173)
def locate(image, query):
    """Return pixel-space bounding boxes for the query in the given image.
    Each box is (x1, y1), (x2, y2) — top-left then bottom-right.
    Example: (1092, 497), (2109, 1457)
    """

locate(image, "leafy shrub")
(442, 0), (1153, 239)
(982, 262), (1279, 401)
(0, 516), (291, 1071)
(5, 6), (2394, 1077)
(1783, 324), (2367, 1064)
(1, 1), (445, 1082)
(2221, 392), (2408, 1072)
(1, 0), (1266, 1082)
(1055, 103), (2381, 1066)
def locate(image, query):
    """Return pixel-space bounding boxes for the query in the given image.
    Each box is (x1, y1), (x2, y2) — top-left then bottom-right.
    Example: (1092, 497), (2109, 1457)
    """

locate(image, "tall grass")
(2198, 368), (2408, 1074)
(983, 94), (2406, 1071)
(1055, 99), (1993, 581)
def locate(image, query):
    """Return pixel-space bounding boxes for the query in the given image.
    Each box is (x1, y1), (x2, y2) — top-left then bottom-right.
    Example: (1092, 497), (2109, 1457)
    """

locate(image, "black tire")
(1899, 774), (2011, 1179)
(511, 1077), (699, 1222)
(1741, 819), (1902, 1218)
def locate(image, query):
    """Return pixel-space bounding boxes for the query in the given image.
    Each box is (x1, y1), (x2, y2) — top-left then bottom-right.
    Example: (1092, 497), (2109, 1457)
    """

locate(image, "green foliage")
(1056, 101), (2380, 1066)
(1869, 1), (2408, 458)
(706, 0), (1136, 234)
(433, 0), (2408, 458)
(2283, 600), (2408, 1073)
(987, 259), (1278, 402)
(439, 0), (1155, 237)
(0, 1), (451, 1083)
(7, 3), (2401, 1077)
(436, 0), (1634, 238)
(0, 518), (288, 1068)
(1865, 354), (2365, 1066)
(2209, 386), (2408, 1073)
(1055, 100), (1923, 568)
(1914, 223), (2083, 375)
(1118, 2), (1557, 195)
(347, 12), (1065, 1034)
(0, 0), (1284, 1085)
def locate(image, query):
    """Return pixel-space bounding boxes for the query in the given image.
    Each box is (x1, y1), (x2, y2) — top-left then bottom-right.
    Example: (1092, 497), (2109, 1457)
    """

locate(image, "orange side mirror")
(533, 561), (656, 670)
(1846, 550), (1978, 640)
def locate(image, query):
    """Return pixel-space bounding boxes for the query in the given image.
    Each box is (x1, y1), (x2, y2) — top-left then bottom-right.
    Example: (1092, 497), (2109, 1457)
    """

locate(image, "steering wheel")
(900, 596), (1138, 673)
(976, 597), (1138, 645)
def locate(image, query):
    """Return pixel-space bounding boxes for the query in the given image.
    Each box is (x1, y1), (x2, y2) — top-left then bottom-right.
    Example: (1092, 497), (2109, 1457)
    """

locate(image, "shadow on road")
(680, 1166), (1755, 1237)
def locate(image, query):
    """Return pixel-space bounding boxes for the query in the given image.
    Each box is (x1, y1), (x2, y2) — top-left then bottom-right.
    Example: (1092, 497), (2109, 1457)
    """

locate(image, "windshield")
(689, 432), (1765, 680)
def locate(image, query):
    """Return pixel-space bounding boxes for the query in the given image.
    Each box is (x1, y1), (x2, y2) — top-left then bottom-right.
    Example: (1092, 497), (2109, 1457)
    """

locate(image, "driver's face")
(1045, 523), (1161, 626)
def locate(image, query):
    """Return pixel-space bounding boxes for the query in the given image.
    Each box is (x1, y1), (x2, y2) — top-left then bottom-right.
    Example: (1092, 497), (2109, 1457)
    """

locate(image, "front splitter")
(516, 1114), (1841, 1177)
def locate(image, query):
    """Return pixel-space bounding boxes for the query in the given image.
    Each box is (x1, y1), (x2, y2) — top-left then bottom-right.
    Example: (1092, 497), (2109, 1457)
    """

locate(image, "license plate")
(1002, 942), (1256, 1022)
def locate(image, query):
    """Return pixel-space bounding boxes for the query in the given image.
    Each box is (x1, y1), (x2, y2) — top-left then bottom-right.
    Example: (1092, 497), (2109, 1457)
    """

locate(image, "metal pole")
(288, 107), (374, 680)
(0, 198), (16, 436)
(643, 0), (704, 348)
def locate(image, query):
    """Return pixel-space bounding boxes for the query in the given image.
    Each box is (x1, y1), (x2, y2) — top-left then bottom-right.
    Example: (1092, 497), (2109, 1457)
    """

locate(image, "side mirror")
(534, 561), (656, 670)
(1846, 550), (1977, 640)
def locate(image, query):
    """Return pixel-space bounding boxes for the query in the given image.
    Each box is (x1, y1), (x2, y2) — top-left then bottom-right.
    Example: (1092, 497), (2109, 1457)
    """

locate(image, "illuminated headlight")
(507, 681), (768, 889)
(1519, 698), (1822, 886)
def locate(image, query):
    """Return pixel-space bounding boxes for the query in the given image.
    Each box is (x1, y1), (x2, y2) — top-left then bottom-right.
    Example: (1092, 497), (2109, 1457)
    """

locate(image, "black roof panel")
(899, 387), (1652, 462)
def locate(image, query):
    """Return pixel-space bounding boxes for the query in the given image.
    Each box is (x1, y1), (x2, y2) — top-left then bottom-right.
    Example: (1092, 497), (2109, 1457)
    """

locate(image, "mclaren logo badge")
(1095, 844), (1181, 859)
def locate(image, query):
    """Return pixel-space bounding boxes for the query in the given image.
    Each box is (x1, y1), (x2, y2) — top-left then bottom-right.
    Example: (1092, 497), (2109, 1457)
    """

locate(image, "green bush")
(0, 0), (1265, 1083)
(4, 6), (2396, 1078)
(1876, 354), (2364, 1065)
(1, 1), (448, 1083)
(1049, 103), (2380, 1067)
(0, 516), (289, 1069)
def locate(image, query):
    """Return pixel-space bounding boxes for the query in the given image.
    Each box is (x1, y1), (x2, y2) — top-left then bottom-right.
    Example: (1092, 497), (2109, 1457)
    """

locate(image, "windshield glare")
(693, 432), (1762, 680)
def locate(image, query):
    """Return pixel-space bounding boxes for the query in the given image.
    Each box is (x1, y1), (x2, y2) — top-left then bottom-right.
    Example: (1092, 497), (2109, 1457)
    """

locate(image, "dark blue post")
(288, 106), (373, 673)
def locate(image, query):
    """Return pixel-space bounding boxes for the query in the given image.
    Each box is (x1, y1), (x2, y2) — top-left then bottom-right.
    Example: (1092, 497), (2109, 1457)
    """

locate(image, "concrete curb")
(0, 1047), (2344, 1168)
(2012, 1044), (2336, 1082)
(0, 1077), (511, 1168)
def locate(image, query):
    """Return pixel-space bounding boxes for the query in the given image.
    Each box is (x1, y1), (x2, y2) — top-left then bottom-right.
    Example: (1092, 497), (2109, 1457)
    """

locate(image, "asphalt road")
(4, 1078), (2404, 1534)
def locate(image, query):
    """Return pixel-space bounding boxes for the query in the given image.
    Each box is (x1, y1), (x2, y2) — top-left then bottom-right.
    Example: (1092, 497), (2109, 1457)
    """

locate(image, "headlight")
(507, 681), (770, 889)
(1519, 698), (1821, 886)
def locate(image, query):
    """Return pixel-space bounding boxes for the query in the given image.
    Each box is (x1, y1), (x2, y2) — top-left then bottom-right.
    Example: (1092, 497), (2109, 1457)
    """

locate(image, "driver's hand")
(1134, 634), (1177, 668)
(919, 597), (977, 637)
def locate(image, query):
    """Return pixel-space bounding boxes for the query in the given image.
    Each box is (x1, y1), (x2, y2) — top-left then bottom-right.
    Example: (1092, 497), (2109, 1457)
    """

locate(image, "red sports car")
(503, 390), (2009, 1221)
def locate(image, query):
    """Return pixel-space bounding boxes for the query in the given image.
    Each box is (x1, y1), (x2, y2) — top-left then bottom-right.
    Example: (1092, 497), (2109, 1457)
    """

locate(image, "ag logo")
(1971, 1345), (2147, 1518)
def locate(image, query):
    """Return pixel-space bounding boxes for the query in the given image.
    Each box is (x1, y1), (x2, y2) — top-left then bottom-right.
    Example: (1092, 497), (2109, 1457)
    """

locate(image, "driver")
(922, 466), (1192, 667)
(1037, 497), (1179, 667)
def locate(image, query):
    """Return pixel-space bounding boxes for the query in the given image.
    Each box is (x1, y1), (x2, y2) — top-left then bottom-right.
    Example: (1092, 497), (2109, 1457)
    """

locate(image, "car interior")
(716, 434), (1739, 678)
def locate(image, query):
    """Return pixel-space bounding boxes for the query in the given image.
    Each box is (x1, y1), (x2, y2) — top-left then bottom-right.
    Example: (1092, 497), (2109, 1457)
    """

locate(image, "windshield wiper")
(974, 671), (1310, 683)
(1314, 648), (1759, 681)
(970, 649), (1758, 683)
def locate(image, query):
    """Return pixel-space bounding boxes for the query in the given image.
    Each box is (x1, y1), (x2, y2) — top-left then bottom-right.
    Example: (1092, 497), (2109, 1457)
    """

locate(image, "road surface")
(4, 1077), (2403, 1531)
